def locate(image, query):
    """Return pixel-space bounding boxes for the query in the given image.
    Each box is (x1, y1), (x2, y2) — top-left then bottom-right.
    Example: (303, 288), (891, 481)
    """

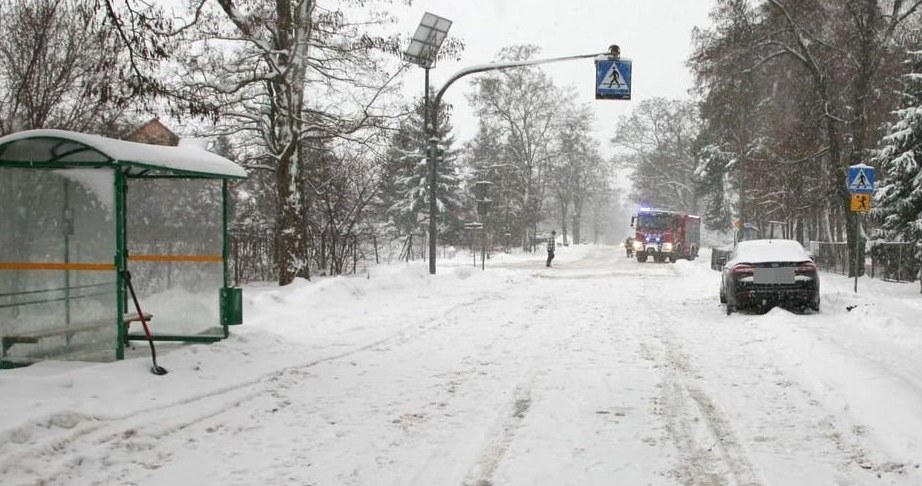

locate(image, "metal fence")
(810, 242), (851, 275)
(869, 242), (920, 282)
(228, 230), (441, 285)
(810, 241), (919, 282)
(229, 230), (277, 285)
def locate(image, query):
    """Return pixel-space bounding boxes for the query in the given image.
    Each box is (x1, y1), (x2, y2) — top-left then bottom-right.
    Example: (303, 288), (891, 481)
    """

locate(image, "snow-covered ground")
(2, 245), (922, 485)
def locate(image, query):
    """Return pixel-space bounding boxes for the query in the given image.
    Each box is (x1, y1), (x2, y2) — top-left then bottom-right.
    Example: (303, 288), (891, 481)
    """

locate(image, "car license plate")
(753, 267), (795, 284)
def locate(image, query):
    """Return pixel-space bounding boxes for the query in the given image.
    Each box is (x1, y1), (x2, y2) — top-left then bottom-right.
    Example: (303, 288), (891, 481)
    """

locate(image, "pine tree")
(693, 142), (733, 232)
(872, 50), (922, 290)
(381, 94), (464, 243)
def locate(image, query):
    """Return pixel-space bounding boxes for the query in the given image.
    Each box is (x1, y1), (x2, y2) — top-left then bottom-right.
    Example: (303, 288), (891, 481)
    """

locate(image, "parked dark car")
(720, 239), (820, 314)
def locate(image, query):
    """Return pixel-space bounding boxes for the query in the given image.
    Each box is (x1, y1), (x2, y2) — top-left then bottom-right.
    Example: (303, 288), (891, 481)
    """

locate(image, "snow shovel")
(123, 270), (168, 375)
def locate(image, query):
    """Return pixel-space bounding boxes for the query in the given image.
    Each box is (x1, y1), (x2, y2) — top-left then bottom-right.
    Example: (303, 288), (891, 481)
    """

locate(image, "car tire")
(719, 291), (726, 304)
(726, 303), (733, 315)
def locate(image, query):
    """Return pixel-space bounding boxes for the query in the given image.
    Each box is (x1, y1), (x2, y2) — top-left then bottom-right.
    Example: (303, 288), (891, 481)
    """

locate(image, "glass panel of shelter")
(0, 168), (117, 365)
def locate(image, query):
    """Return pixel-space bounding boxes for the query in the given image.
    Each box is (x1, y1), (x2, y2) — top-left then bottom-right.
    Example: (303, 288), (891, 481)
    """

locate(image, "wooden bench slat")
(2, 313), (154, 354)
(122, 312), (153, 324)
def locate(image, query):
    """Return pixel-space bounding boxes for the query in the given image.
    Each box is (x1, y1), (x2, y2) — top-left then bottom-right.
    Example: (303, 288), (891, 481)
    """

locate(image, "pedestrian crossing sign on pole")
(850, 193), (871, 213)
(595, 58), (632, 100)
(847, 164), (875, 194)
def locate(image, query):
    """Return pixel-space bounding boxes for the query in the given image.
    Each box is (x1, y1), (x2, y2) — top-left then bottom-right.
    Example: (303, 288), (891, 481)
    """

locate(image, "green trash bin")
(221, 287), (243, 326)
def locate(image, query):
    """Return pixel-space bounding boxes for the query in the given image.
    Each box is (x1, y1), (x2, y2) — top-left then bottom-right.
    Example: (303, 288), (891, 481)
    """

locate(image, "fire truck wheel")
(637, 253), (648, 263)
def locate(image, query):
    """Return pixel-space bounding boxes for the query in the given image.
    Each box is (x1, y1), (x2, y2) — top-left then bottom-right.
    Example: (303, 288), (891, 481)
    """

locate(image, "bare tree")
(0, 0), (146, 135)
(165, 0), (407, 285)
(306, 141), (381, 276)
(610, 98), (700, 213)
(548, 102), (610, 245)
(467, 45), (566, 249)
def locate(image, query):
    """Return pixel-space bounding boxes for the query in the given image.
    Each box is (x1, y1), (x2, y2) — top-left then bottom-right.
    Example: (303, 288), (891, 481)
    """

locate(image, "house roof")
(125, 118), (180, 146)
(0, 129), (246, 179)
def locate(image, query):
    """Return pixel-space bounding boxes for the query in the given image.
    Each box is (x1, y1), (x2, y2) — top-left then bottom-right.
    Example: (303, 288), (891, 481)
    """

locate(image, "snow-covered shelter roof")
(0, 129), (246, 179)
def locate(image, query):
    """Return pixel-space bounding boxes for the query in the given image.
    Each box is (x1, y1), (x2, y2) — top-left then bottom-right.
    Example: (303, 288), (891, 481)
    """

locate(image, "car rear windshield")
(733, 240), (810, 263)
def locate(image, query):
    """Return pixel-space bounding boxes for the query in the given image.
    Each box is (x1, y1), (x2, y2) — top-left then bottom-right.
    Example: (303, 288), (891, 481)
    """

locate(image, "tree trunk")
(574, 194), (585, 246)
(271, 0), (315, 285)
(559, 200), (569, 246)
(843, 1), (884, 278)
(276, 147), (310, 285)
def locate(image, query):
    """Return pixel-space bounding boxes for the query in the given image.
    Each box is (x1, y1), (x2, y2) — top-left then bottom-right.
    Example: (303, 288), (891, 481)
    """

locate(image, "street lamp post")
(404, 13), (452, 274)
(475, 180), (493, 270)
(424, 48), (618, 274)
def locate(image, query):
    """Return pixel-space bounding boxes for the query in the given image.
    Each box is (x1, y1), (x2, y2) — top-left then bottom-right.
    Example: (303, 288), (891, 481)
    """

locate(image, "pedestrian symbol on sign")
(847, 165), (875, 194)
(602, 64), (626, 89)
(851, 170), (870, 190)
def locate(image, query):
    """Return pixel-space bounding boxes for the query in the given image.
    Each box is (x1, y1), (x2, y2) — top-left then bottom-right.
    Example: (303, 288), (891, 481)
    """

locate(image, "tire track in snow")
(462, 383), (534, 486)
(545, 249), (763, 484)
(641, 336), (765, 486)
(636, 272), (766, 486)
(646, 268), (919, 484)
(718, 310), (922, 482)
(458, 262), (603, 486)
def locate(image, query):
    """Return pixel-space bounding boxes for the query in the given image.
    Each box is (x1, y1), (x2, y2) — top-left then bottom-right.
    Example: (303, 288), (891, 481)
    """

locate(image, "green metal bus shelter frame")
(0, 129), (247, 365)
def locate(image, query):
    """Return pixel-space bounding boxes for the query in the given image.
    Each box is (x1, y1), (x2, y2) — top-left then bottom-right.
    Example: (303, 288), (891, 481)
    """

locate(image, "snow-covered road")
(2, 245), (921, 485)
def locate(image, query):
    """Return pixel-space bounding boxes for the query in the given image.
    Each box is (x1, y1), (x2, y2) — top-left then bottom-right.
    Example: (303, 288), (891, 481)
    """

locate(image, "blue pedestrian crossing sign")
(847, 164), (875, 194)
(595, 58), (632, 100)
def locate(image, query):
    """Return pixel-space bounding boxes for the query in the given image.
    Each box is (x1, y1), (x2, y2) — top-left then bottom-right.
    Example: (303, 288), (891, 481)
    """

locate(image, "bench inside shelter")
(1, 314), (149, 349)
(1, 280), (115, 366)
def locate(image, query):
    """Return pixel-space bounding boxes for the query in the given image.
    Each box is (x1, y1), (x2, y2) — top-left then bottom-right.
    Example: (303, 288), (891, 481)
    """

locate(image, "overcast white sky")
(392, 0), (717, 156)
(158, 0), (715, 159)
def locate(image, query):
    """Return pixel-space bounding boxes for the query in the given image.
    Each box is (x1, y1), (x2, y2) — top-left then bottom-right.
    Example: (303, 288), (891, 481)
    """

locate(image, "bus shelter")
(0, 129), (247, 368)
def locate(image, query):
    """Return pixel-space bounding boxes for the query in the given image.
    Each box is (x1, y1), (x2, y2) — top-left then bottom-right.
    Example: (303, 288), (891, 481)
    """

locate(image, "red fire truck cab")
(630, 209), (701, 263)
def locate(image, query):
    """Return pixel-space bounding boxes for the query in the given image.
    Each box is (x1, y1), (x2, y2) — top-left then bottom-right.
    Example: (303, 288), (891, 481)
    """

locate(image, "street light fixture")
(404, 12), (452, 275)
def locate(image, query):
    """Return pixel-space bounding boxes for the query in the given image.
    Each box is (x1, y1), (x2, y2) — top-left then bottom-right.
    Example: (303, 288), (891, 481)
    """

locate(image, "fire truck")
(630, 209), (701, 263)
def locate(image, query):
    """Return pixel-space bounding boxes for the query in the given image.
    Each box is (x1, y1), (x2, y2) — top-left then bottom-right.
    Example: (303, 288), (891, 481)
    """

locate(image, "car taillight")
(795, 261), (817, 275)
(730, 263), (753, 277)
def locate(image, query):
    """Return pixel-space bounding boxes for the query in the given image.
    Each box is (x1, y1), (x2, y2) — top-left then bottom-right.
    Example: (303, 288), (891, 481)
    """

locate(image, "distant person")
(546, 231), (556, 267)
(625, 236), (633, 257)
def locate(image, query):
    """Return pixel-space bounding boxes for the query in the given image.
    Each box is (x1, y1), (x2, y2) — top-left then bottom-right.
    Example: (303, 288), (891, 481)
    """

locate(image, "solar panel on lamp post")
(403, 12), (452, 275)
